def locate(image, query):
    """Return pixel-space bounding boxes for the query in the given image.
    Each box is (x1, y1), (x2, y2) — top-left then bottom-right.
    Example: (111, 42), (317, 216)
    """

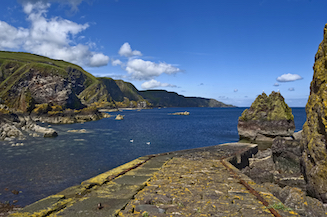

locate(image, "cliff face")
(139, 90), (234, 107)
(301, 24), (327, 203)
(0, 52), (110, 112)
(238, 91), (295, 142)
(0, 51), (233, 112)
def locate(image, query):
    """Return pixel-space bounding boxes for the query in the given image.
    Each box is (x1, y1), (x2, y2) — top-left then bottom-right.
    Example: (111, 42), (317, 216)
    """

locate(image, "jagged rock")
(243, 137), (306, 189)
(238, 91), (295, 142)
(301, 24), (327, 203)
(0, 123), (24, 140)
(272, 137), (302, 174)
(279, 186), (327, 217)
(242, 151), (276, 183)
(24, 122), (58, 138)
(115, 114), (124, 120)
(292, 130), (302, 140)
(171, 111), (190, 115)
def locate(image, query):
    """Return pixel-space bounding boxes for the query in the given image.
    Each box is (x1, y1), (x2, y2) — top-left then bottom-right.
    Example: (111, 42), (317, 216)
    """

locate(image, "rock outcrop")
(301, 24), (327, 203)
(242, 137), (305, 189)
(238, 91), (295, 142)
(0, 111), (58, 140)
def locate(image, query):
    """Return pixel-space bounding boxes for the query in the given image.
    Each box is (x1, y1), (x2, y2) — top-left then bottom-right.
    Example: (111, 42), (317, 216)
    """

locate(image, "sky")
(0, 0), (326, 107)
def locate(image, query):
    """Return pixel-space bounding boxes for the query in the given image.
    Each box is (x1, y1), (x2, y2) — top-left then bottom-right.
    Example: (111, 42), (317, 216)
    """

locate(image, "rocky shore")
(242, 134), (327, 216)
(0, 105), (111, 141)
(0, 112), (57, 141)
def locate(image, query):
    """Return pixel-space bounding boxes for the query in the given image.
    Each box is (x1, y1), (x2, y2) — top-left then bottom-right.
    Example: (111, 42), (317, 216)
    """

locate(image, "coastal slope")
(0, 51), (233, 112)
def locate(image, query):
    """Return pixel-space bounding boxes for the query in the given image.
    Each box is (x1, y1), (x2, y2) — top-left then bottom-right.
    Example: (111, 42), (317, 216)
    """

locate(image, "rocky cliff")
(0, 51), (233, 114)
(238, 91), (295, 142)
(0, 51), (114, 112)
(301, 24), (327, 203)
(139, 90), (234, 107)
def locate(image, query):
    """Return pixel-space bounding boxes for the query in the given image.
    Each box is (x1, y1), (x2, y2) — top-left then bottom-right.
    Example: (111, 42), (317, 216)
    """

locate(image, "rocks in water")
(11, 143), (24, 147)
(0, 124), (24, 140)
(238, 91), (295, 143)
(115, 114), (124, 120)
(0, 111), (58, 140)
(67, 129), (87, 133)
(171, 111), (190, 115)
(301, 24), (327, 203)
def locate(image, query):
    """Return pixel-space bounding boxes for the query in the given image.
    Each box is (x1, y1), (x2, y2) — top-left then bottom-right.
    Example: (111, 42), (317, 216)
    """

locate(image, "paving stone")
(54, 197), (130, 217)
(9, 143), (300, 217)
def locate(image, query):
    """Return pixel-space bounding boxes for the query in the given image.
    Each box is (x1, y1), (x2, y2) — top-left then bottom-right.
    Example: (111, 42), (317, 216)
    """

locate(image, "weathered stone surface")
(272, 137), (302, 174)
(279, 186), (327, 217)
(242, 152), (276, 184)
(243, 137), (306, 189)
(238, 91), (295, 142)
(301, 24), (327, 203)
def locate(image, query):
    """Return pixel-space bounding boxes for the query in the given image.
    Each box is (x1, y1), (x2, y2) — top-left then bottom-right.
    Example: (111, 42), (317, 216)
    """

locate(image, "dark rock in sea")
(238, 91), (295, 143)
(301, 24), (327, 203)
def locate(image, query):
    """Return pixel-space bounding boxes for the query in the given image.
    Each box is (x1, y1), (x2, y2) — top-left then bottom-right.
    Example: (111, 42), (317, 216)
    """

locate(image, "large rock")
(301, 24), (327, 203)
(238, 91), (295, 142)
(272, 137), (302, 174)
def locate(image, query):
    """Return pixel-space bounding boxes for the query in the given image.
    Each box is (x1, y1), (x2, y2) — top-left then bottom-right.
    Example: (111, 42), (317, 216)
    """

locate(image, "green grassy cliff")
(0, 51), (233, 112)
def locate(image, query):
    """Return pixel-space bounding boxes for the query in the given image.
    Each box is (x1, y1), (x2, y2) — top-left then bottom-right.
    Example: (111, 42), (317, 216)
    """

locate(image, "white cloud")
(0, 1), (109, 67)
(277, 73), (303, 82)
(273, 82), (279, 86)
(18, 0), (86, 12)
(288, 87), (295, 91)
(118, 42), (142, 57)
(141, 79), (177, 89)
(126, 58), (181, 80)
(234, 89), (238, 92)
(89, 53), (110, 67)
(0, 21), (28, 49)
(111, 59), (123, 66)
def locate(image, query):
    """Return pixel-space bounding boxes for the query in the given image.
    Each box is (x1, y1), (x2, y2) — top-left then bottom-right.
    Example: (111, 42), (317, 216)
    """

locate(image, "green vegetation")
(267, 202), (292, 211)
(0, 51), (233, 112)
(239, 91), (293, 122)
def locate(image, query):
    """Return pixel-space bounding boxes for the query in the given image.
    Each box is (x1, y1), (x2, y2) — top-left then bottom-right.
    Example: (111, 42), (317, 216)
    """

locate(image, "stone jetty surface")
(8, 143), (301, 217)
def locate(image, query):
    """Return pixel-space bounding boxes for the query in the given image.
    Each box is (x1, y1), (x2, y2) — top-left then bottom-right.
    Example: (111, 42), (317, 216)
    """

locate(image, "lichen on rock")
(237, 91), (295, 142)
(301, 23), (327, 203)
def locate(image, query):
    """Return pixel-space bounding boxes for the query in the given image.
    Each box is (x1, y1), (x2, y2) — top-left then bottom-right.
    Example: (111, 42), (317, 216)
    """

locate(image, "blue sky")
(0, 0), (326, 107)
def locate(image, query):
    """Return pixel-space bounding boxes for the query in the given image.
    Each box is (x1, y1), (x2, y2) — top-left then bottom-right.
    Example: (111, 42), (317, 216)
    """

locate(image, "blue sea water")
(0, 107), (306, 206)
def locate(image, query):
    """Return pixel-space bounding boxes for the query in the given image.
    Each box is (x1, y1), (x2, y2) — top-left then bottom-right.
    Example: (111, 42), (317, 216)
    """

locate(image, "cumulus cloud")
(0, 0), (109, 67)
(118, 42), (142, 57)
(277, 73), (303, 82)
(141, 79), (177, 89)
(273, 83), (279, 86)
(288, 87), (295, 91)
(126, 59), (181, 80)
(111, 59), (123, 66)
(89, 53), (110, 67)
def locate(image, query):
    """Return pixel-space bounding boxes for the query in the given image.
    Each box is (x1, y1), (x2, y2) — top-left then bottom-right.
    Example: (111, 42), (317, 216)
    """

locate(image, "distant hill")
(139, 90), (234, 107)
(0, 51), (233, 112)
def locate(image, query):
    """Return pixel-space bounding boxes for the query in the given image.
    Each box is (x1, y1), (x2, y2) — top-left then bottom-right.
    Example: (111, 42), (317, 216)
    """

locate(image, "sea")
(0, 107), (306, 207)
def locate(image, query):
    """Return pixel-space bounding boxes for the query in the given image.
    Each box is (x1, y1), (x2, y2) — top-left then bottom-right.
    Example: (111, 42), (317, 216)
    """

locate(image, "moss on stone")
(239, 91), (293, 122)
